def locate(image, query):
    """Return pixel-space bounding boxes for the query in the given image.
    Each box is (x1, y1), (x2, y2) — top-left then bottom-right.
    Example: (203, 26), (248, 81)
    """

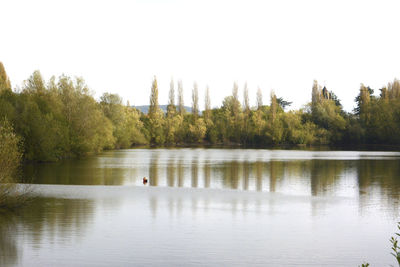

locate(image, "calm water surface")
(2, 148), (400, 266)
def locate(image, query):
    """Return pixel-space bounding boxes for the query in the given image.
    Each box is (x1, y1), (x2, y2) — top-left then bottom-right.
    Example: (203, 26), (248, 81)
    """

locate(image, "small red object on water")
(143, 177), (148, 184)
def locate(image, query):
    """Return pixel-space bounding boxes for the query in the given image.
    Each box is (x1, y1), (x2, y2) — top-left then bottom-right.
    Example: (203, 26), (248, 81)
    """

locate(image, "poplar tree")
(233, 82), (239, 100)
(311, 80), (322, 120)
(359, 84), (371, 112)
(271, 90), (277, 123)
(230, 82), (243, 141)
(0, 62), (11, 91)
(169, 78), (175, 106)
(311, 80), (321, 106)
(357, 84), (372, 126)
(232, 82), (241, 117)
(148, 76), (165, 144)
(177, 80), (185, 116)
(165, 78), (181, 144)
(149, 76), (159, 117)
(192, 82), (199, 119)
(242, 82), (250, 143)
(204, 86), (211, 120)
(388, 79), (400, 99)
(167, 78), (176, 117)
(243, 82), (250, 112)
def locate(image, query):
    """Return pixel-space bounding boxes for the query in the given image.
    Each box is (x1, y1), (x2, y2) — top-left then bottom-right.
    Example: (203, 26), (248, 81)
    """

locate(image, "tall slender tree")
(192, 82), (199, 119)
(243, 82), (250, 112)
(358, 84), (371, 124)
(270, 90), (278, 123)
(149, 76), (159, 117)
(147, 76), (165, 144)
(232, 82), (240, 117)
(167, 78), (176, 117)
(0, 62), (11, 91)
(204, 85), (211, 120)
(311, 80), (321, 106)
(233, 82), (239, 101)
(177, 80), (185, 116)
(388, 79), (400, 99)
(242, 82), (251, 143)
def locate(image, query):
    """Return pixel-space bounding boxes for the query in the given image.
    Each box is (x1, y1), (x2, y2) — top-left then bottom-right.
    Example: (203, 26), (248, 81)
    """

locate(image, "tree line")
(144, 74), (400, 148)
(1, 62), (400, 163)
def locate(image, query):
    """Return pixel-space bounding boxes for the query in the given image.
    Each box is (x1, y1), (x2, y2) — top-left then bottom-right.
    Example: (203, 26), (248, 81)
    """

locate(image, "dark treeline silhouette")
(1, 62), (400, 163)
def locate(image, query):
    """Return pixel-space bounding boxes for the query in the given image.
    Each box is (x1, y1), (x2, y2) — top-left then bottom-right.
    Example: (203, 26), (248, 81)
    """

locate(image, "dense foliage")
(0, 64), (147, 162)
(1, 62), (400, 162)
(0, 119), (21, 183)
(0, 118), (23, 208)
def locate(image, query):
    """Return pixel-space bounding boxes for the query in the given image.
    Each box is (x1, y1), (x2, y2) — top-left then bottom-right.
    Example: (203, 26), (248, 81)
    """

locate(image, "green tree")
(311, 80), (321, 107)
(204, 86), (211, 121)
(243, 82), (250, 112)
(309, 82), (346, 143)
(388, 79), (400, 99)
(242, 83), (251, 144)
(192, 82), (199, 120)
(149, 76), (159, 117)
(270, 90), (278, 124)
(0, 118), (23, 209)
(0, 119), (21, 183)
(17, 71), (67, 161)
(58, 75), (114, 156)
(164, 78), (179, 144)
(0, 62), (11, 91)
(232, 82), (240, 116)
(177, 80), (185, 116)
(354, 84), (373, 116)
(250, 106), (268, 144)
(167, 78), (176, 117)
(203, 86), (214, 143)
(100, 93), (146, 148)
(355, 80), (400, 145)
(188, 118), (206, 143)
(146, 77), (165, 144)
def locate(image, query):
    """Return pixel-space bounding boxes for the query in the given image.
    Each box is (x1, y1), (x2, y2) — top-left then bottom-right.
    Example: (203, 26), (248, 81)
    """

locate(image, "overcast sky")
(1, 0), (400, 111)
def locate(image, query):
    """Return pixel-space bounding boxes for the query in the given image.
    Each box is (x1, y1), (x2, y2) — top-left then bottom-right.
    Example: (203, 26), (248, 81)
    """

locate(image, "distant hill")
(133, 105), (192, 114)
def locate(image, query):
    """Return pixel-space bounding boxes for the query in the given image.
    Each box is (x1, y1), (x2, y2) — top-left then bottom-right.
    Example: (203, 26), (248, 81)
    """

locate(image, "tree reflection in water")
(0, 214), (18, 266)
(0, 197), (95, 266)
(143, 151), (400, 215)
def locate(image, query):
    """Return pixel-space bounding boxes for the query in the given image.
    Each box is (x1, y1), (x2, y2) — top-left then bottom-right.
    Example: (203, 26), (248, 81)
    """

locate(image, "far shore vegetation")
(1, 61), (400, 165)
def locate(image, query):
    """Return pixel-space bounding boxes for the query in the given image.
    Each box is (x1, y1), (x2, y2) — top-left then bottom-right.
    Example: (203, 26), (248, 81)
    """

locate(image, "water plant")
(360, 222), (400, 267)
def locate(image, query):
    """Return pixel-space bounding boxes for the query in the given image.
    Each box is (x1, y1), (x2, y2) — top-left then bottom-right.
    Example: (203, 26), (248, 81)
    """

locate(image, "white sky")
(1, 0), (400, 111)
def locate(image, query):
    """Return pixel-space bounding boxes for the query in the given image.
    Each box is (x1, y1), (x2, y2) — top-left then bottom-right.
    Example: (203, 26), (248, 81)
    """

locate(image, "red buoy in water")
(143, 177), (148, 184)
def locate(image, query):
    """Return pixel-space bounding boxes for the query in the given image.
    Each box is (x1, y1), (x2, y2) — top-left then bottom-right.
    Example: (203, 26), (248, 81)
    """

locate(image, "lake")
(1, 148), (400, 266)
